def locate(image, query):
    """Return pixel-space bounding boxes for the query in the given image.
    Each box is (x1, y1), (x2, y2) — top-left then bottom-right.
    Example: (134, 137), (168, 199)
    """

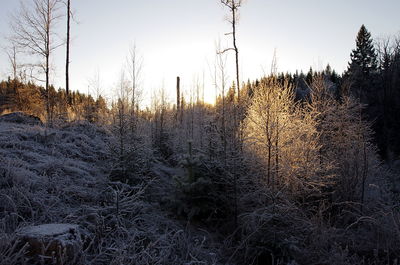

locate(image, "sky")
(0, 0), (400, 105)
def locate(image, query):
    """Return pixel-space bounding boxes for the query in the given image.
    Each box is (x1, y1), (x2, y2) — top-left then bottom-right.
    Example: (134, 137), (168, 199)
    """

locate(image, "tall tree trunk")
(232, 7), (240, 104)
(46, 0), (51, 124)
(131, 50), (136, 133)
(176, 76), (180, 123)
(275, 116), (279, 190)
(66, 0), (70, 105)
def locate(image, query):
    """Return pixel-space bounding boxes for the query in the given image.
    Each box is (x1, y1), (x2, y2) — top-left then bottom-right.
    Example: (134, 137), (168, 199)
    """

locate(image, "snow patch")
(17, 223), (79, 238)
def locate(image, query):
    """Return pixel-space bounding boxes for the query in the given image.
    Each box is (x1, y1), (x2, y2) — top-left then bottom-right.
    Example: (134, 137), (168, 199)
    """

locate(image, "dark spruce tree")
(346, 25), (386, 156)
(306, 67), (313, 85)
(347, 25), (378, 100)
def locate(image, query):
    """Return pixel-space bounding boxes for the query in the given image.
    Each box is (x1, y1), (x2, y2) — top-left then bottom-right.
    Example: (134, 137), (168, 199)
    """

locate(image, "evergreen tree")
(346, 25), (385, 156)
(306, 67), (314, 85)
(325, 64), (332, 76)
(346, 25), (378, 101)
(348, 25), (378, 74)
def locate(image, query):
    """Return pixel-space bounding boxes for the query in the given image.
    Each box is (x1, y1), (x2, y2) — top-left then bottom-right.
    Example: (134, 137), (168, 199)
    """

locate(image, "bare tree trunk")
(5, 45), (19, 107)
(127, 44), (142, 134)
(5, 45), (18, 81)
(66, 0), (70, 105)
(46, 1), (51, 124)
(176, 76), (180, 123)
(131, 51), (136, 132)
(267, 139), (272, 186)
(119, 102), (125, 159)
(232, 7), (240, 104)
(275, 116), (279, 190)
(12, 47), (17, 80)
(360, 109), (368, 213)
(216, 43), (228, 166)
(220, 0), (242, 102)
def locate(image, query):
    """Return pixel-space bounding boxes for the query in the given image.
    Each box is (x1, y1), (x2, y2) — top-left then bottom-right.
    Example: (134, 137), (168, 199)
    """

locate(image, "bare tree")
(114, 70), (130, 159)
(65, 0), (71, 104)
(215, 40), (229, 165)
(3, 42), (22, 109)
(10, 0), (62, 123)
(88, 68), (102, 100)
(176, 76), (181, 123)
(219, 0), (246, 158)
(87, 68), (106, 123)
(270, 48), (278, 76)
(218, 0), (245, 229)
(151, 84), (172, 158)
(126, 43), (143, 133)
(4, 43), (19, 80)
(220, 0), (244, 103)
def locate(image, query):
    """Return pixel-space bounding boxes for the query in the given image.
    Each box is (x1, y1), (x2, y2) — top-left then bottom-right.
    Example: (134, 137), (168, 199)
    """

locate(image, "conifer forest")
(1, 1), (400, 264)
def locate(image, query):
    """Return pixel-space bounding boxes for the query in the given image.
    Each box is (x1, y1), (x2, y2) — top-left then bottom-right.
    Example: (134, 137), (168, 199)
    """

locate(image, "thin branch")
(217, 47), (235, 54)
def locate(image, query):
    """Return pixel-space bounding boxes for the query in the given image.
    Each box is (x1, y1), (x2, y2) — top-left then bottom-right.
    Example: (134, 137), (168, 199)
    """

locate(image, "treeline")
(1, 26), (400, 161)
(1, 0), (398, 161)
(0, 78), (108, 123)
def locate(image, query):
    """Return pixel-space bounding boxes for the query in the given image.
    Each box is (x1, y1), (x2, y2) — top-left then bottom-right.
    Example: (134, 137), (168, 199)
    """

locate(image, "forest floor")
(0, 115), (225, 264)
(1, 113), (400, 265)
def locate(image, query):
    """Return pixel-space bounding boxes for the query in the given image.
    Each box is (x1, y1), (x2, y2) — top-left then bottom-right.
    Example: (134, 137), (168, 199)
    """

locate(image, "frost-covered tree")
(109, 70), (151, 184)
(126, 43), (143, 134)
(151, 86), (173, 160)
(113, 71), (130, 159)
(309, 76), (378, 216)
(244, 78), (325, 198)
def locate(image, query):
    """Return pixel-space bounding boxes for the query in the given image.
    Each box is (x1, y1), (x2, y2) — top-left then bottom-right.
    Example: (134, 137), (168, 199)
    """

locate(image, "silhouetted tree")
(220, 0), (244, 103)
(376, 35), (400, 158)
(345, 25), (386, 156)
(346, 25), (378, 101)
(65, 0), (71, 104)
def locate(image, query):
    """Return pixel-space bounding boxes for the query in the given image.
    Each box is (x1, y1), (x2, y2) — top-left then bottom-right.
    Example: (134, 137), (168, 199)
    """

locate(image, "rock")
(16, 223), (84, 264)
(0, 112), (42, 125)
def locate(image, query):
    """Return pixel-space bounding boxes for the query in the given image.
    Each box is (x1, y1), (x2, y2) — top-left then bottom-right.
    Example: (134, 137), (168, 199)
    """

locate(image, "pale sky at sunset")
(0, 0), (399, 105)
